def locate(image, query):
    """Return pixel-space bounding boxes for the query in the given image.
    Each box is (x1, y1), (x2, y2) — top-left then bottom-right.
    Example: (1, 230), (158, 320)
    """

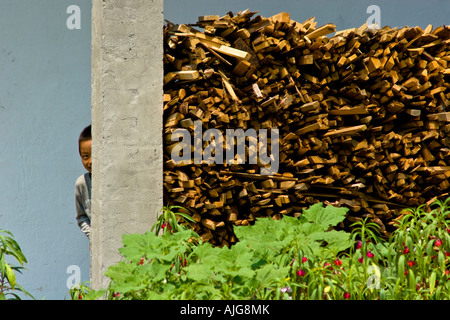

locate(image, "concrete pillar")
(90, 0), (164, 290)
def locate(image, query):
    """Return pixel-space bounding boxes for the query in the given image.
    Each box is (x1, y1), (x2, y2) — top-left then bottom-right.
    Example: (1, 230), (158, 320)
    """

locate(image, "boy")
(75, 125), (92, 240)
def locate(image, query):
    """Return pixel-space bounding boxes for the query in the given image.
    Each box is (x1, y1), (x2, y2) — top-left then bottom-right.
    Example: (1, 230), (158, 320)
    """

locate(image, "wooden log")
(162, 14), (450, 246)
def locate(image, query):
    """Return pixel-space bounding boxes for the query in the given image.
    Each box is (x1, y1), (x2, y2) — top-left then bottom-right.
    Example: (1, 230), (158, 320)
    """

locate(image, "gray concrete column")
(90, 0), (164, 291)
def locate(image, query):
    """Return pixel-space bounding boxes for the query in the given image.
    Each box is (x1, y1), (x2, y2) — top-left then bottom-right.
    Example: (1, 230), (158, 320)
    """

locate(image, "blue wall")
(164, 0), (450, 30)
(0, 0), (91, 299)
(0, 0), (448, 300)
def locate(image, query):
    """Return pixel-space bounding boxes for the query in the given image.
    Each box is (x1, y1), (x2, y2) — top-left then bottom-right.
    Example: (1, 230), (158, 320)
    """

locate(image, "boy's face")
(80, 139), (92, 173)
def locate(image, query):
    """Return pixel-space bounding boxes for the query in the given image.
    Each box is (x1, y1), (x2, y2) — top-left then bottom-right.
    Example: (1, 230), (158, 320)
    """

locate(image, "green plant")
(0, 230), (34, 300)
(88, 203), (355, 300)
(65, 281), (92, 300)
(380, 198), (450, 299)
(151, 205), (196, 235)
(82, 199), (450, 300)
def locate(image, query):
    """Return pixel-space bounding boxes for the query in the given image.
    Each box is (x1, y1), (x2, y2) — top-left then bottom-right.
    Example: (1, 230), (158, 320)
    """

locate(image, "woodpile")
(162, 9), (450, 245)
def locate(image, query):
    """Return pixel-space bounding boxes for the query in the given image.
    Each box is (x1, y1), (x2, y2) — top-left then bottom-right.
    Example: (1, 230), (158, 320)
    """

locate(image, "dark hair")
(78, 125), (92, 155)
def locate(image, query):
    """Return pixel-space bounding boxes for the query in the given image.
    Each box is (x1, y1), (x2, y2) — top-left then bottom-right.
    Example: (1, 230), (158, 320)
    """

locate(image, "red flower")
(403, 246), (410, 254)
(343, 292), (351, 299)
(78, 293), (83, 300)
(367, 251), (374, 258)
(435, 239), (443, 247)
(323, 262), (334, 271)
(162, 220), (172, 230)
(297, 269), (306, 277)
(138, 257), (144, 265)
(407, 260), (415, 267)
(358, 256), (364, 263)
(334, 258), (343, 266)
(356, 241), (362, 249)
(302, 257), (308, 263)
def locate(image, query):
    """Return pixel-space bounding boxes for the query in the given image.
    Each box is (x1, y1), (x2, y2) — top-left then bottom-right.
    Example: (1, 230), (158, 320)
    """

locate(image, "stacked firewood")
(162, 10), (450, 245)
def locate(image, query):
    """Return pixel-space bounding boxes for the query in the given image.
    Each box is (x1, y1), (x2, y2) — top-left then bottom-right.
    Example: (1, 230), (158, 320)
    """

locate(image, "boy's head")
(79, 125), (92, 173)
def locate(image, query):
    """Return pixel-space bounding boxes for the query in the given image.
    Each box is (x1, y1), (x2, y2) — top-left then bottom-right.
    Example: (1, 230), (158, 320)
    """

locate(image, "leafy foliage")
(0, 230), (34, 300)
(151, 205), (196, 236)
(79, 198), (450, 300)
(378, 198), (450, 299)
(85, 203), (352, 300)
(234, 203), (352, 261)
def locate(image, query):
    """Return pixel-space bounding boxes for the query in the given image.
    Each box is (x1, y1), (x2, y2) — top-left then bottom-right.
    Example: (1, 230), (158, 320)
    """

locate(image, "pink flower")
(302, 257), (308, 263)
(343, 292), (350, 299)
(358, 257), (364, 263)
(367, 251), (374, 258)
(297, 269), (305, 277)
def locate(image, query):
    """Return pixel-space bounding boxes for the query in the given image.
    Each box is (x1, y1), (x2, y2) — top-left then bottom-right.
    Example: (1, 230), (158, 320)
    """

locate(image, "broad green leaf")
(83, 289), (107, 300)
(429, 271), (436, 295)
(255, 264), (289, 288)
(0, 254), (5, 275)
(119, 232), (159, 261)
(184, 263), (214, 282)
(5, 263), (15, 289)
(408, 269), (416, 292)
(190, 241), (216, 262)
(426, 239), (435, 257)
(398, 255), (405, 278)
(143, 262), (171, 282)
(438, 250), (446, 272)
(105, 261), (136, 281)
(309, 229), (352, 253)
(301, 203), (348, 229)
